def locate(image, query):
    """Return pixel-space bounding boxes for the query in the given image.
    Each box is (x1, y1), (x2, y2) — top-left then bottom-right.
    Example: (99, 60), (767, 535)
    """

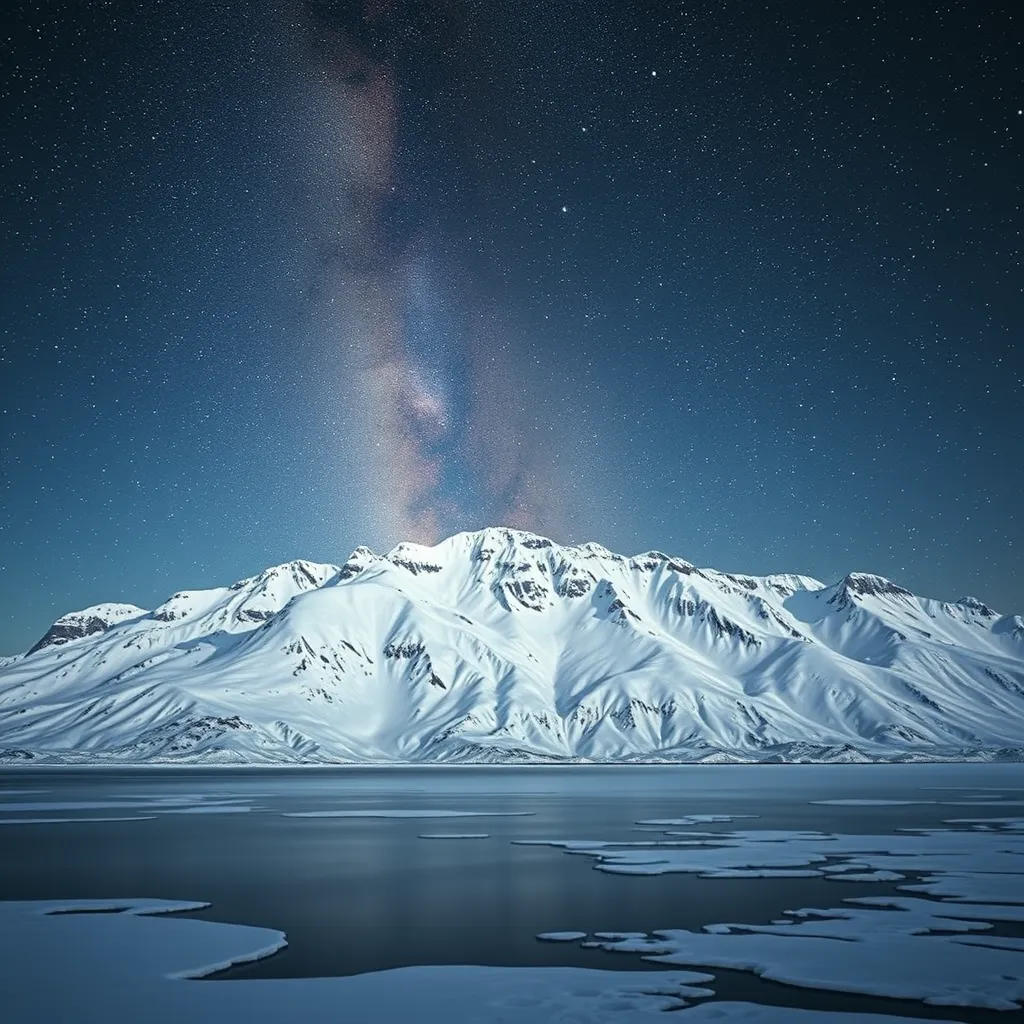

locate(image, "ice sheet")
(0, 898), (967, 1022)
(0, 899), (726, 1023)
(160, 805), (254, 814)
(284, 809), (533, 818)
(667, 1005), (960, 1023)
(945, 816), (1024, 830)
(522, 821), (1024, 881)
(0, 796), (257, 816)
(810, 799), (934, 806)
(635, 815), (758, 825)
(418, 833), (490, 839)
(527, 814), (1024, 1010)
(0, 800), (185, 811)
(896, 873), (1024, 904)
(0, 815), (157, 824)
(593, 910), (1024, 1010)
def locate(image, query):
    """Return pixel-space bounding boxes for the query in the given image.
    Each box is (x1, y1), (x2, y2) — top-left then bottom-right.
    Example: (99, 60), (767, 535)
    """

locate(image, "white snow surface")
(2, 527), (1022, 763)
(417, 832), (490, 839)
(0, 898), (962, 1024)
(637, 815), (759, 825)
(522, 819), (1024, 880)
(525, 815), (1024, 1011)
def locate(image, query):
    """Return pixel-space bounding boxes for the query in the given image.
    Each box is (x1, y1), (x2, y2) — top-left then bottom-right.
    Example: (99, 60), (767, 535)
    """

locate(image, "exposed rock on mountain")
(1, 529), (1021, 764)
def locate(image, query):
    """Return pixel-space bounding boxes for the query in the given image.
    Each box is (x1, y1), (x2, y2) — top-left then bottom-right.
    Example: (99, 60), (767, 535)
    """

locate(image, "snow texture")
(0, 898), (731, 1024)
(0, 897), (969, 1023)
(2, 527), (1022, 764)
(530, 814), (1024, 1011)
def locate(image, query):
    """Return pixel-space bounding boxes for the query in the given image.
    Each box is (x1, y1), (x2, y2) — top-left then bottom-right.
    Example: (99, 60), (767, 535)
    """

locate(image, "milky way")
(288, 0), (579, 546)
(0, 0), (1019, 652)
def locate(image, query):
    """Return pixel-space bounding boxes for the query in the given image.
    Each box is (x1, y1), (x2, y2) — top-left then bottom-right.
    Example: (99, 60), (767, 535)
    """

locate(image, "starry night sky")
(1, 0), (1020, 654)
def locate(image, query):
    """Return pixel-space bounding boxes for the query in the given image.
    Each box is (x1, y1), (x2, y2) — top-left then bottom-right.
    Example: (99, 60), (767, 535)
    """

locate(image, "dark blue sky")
(1, 0), (1020, 654)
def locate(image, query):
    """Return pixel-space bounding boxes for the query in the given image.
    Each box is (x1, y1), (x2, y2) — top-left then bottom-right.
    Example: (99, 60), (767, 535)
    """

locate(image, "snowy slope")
(1, 529), (1022, 764)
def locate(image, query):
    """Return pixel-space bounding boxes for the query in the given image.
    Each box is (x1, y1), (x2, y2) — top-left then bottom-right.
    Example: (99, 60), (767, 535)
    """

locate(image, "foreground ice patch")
(527, 815), (1024, 1011)
(0, 899), (953, 1024)
(590, 899), (1024, 1010)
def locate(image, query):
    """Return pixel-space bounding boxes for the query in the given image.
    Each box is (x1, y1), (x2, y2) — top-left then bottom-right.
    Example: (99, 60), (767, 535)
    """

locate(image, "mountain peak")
(28, 603), (147, 656)
(761, 573), (825, 596)
(260, 559), (338, 584)
(840, 573), (913, 600)
(957, 596), (996, 617)
(5, 529), (1021, 767)
(338, 546), (379, 581)
(451, 527), (557, 550)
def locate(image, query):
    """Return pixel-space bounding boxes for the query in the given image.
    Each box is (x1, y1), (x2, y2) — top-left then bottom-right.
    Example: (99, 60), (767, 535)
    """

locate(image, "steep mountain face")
(1, 529), (1022, 764)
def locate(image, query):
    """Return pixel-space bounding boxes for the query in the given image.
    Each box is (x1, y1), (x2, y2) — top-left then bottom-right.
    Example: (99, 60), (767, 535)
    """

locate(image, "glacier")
(1, 526), (1021, 764)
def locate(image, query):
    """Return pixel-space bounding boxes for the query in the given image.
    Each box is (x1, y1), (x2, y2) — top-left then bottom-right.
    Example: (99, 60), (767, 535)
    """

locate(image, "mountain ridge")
(2, 527), (1021, 764)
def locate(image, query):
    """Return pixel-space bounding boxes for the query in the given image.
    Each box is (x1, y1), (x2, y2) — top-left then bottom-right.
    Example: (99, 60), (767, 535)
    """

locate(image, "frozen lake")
(2, 763), (1024, 1022)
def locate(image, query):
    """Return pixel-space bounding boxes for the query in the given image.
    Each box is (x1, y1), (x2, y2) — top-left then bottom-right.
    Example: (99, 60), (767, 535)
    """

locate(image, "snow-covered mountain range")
(2, 528), (1022, 764)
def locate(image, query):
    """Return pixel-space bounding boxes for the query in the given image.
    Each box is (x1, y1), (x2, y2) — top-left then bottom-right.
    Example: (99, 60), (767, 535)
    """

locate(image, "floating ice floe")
(589, 900), (1024, 1010)
(0, 795), (259, 817)
(283, 809), (533, 818)
(526, 816), (1024, 1011)
(0, 897), (969, 1022)
(635, 815), (759, 825)
(827, 870), (905, 882)
(160, 805), (254, 814)
(523, 820), (1024, 880)
(418, 833), (490, 839)
(899, 871), (1024, 903)
(0, 815), (157, 824)
(810, 799), (935, 806)
(944, 816), (1024, 830)
(0, 898), (727, 1023)
(0, 800), (180, 812)
(943, 800), (1024, 806)
(658, 1006), (958, 1022)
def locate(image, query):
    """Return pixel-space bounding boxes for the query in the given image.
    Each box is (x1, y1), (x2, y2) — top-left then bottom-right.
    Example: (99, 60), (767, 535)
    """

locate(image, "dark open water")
(3, 762), (1023, 1021)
